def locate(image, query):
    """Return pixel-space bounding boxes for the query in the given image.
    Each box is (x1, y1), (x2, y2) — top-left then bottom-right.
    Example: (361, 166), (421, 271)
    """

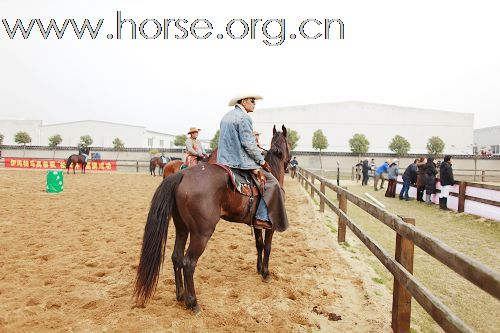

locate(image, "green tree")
(48, 134), (62, 148)
(174, 134), (187, 147)
(348, 133), (370, 157)
(426, 136), (445, 157)
(112, 137), (125, 160)
(210, 130), (220, 150)
(312, 129), (328, 169)
(149, 149), (159, 156)
(80, 135), (93, 147)
(48, 134), (63, 158)
(0, 133), (4, 145)
(287, 128), (300, 151)
(389, 135), (411, 156)
(14, 131), (32, 157)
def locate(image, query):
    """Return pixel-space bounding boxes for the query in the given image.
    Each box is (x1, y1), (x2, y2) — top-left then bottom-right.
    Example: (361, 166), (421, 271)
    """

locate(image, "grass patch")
(325, 222), (337, 233)
(320, 179), (500, 333)
(372, 277), (385, 284)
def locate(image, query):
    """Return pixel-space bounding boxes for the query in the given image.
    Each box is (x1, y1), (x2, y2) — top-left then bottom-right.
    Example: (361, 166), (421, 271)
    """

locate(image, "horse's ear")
(273, 125), (276, 135)
(282, 125), (287, 137)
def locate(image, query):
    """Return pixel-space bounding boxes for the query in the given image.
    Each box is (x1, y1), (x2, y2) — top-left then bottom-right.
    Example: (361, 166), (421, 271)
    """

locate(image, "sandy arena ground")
(0, 169), (391, 332)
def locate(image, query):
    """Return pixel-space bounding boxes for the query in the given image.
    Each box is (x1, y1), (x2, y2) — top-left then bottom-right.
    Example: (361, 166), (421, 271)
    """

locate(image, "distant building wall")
(252, 101), (474, 154)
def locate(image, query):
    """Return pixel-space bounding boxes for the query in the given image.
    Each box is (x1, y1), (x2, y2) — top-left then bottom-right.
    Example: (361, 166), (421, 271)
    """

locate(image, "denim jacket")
(217, 106), (265, 169)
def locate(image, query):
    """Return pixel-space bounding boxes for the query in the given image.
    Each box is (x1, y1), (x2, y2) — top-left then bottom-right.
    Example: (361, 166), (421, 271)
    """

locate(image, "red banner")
(4, 158), (117, 171)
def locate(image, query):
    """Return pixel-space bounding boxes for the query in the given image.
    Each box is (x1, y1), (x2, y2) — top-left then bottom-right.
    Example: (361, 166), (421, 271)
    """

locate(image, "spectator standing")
(439, 155), (454, 210)
(416, 157), (427, 202)
(425, 157), (438, 204)
(374, 159), (391, 191)
(385, 159), (399, 198)
(399, 159), (417, 201)
(361, 158), (370, 186)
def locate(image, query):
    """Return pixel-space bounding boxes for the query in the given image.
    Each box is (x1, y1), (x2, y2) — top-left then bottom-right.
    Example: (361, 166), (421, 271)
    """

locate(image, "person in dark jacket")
(439, 155), (454, 210)
(399, 159), (418, 201)
(425, 157), (438, 204)
(361, 158), (370, 186)
(415, 157), (427, 202)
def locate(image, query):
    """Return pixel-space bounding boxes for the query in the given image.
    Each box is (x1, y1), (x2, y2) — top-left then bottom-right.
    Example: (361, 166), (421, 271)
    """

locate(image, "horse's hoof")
(192, 304), (202, 315)
(262, 274), (272, 283)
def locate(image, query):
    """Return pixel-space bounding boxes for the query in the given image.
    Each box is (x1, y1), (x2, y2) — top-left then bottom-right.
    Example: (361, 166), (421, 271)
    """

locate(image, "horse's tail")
(134, 171), (184, 306)
(65, 156), (72, 169)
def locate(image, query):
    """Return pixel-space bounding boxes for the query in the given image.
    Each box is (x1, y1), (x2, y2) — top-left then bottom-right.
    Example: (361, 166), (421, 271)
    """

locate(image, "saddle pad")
(212, 163), (259, 197)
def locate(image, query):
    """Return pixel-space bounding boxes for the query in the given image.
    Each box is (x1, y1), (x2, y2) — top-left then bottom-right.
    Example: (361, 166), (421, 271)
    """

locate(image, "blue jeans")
(399, 178), (411, 199)
(255, 199), (270, 221)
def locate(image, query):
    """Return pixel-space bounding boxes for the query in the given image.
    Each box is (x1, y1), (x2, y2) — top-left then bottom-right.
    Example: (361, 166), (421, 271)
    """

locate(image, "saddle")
(212, 163), (262, 197)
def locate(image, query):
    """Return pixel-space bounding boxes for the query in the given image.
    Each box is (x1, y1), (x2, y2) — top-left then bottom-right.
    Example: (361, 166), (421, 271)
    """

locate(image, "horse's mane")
(265, 131), (289, 177)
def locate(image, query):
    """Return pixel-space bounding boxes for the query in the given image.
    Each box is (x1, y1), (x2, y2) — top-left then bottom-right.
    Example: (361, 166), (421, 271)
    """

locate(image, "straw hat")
(228, 93), (263, 106)
(188, 127), (201, 134)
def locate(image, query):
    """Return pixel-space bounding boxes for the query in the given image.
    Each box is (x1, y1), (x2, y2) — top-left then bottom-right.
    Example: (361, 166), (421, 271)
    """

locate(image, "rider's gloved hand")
(261, 161), (272, 173)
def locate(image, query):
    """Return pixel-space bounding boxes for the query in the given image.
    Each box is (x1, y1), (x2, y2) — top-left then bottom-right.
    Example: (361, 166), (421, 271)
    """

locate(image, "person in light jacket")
(385, 159), (399, 198)
(217, 93), (288, 231)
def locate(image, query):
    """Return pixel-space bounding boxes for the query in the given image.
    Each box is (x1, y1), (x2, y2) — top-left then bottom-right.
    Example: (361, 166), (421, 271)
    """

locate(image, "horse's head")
(267, 125), (291, 172)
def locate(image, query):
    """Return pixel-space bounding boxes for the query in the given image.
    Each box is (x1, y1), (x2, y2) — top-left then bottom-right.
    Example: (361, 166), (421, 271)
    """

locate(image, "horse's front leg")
(261, 229), (274, 281)
(254, 229), (264, 274)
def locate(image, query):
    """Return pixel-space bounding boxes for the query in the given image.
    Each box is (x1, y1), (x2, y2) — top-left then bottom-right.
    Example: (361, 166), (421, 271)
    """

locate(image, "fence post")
(392, 217), (415, 333)
(352, 166), (355, 181)
(338, 190), (347, 243)
(458, 181), (467, 213)
(320, 179), (325, 212)
(310, 175), (315, 197)
(305, 172), (309, 191)
(481, 170), (485, 182)
(136, 161), (139, 173)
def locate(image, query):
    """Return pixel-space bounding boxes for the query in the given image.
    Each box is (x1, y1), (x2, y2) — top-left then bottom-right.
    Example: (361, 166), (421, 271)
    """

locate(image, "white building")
(0, 119), (176, 148)
(474, 126), (500, 155)
(252, 101), (474, 154)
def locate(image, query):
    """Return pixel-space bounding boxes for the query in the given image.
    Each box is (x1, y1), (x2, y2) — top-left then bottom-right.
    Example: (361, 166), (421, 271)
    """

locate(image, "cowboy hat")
(253, 131), (261, 135)
(188, 127), (201, 134)
(228, 93), (263, 106)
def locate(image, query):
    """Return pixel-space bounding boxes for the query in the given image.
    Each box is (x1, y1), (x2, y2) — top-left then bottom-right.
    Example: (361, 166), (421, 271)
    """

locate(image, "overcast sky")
(1, 0), (499, 140)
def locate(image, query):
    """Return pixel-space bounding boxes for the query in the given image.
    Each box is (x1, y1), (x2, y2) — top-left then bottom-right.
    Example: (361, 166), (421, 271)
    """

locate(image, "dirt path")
(0, 170), (390, 332)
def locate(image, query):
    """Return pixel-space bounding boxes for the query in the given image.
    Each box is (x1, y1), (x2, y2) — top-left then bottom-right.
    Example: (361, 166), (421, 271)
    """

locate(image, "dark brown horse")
(134, 125), (290, 313)
(150, 157), (168, 176)
(65, 154), (87, 174)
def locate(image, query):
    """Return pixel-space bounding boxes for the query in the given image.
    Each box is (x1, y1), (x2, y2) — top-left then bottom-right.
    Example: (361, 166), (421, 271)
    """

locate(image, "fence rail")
(297, 167), (500, 333)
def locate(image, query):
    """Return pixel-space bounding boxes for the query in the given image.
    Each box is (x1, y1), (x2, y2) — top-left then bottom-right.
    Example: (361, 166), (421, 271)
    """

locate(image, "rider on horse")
(185, 127), (207, 167)
(78, 144), (89, 163)
(217, 93), (288, 230)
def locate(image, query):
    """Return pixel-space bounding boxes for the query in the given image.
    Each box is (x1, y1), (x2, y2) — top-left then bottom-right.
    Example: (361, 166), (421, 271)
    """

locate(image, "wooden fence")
(296, 167), (500, 333)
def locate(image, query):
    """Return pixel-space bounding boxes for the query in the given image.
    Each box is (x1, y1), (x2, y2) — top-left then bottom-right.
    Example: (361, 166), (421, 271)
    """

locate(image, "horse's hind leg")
(254, 229), (264, 274)
(261, 229), (274, 281)
(172, 218), (188, 302)
(183, 232), (213, 313)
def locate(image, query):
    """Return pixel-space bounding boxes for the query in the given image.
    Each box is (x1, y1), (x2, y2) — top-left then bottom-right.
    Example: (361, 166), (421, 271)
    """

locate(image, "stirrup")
(253, 219), (272, 230)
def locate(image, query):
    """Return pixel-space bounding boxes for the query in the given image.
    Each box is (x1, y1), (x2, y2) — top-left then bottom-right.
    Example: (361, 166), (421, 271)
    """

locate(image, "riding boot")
(426, 194), (432, 205)
(438, 197), (444, 209)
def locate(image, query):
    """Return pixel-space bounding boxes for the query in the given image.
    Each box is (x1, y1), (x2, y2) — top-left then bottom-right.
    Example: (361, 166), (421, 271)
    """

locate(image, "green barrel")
(46, 170), (64, 193)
